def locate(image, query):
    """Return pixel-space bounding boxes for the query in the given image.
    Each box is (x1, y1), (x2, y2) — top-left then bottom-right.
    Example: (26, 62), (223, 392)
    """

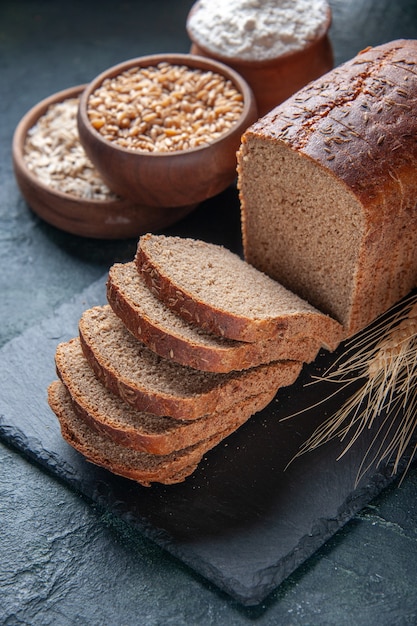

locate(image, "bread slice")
(135, 233), (343, 350)
(237, 39), (417, 337)
(106, 261), (322, 373)
(78, 305), (302, 420)
(48, 380), (241, 486)
(55, 337), (280, 455)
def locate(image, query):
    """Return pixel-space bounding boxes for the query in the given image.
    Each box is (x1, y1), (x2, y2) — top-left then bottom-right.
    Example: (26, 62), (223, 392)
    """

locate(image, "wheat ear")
(288, 294), (417, 483)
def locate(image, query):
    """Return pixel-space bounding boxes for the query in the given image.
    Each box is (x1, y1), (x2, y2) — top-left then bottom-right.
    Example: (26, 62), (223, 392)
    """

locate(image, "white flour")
(187, 0), (330, 61)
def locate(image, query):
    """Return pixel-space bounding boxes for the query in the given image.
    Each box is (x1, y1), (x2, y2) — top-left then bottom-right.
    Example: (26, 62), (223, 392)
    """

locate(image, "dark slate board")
(0, 277), (411, 605)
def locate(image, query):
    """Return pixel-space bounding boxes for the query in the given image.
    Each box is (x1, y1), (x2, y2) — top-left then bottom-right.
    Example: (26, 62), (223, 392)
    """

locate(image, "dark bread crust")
(68, 386), (277, 455)
(48, 381), (244, 486)
(249, 40), (417, 201)
(239, 39), (417, 336)
(107, 262), (321, 372)
(78, 305), (302, 421)
(55, 337), (284, 454)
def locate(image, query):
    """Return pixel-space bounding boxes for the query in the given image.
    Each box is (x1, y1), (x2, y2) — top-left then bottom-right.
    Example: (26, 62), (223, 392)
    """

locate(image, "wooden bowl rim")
(186, 3), (332, 68)
(78, 52), (257, 159)
(12, 84), (129, 208)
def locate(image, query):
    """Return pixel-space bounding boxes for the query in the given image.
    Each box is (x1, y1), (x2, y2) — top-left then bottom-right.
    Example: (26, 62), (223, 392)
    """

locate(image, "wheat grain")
(87, 62), (244, 153)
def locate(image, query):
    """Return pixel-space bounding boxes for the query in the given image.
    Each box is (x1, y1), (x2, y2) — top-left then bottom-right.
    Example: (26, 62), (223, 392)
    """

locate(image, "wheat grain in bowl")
(86, 62), (245, 153)
(12, 85), (197, 239)
(77, 53), (257, 207)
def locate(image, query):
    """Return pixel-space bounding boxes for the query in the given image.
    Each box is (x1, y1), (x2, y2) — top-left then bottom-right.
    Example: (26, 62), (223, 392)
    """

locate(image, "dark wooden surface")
(1, 1), (417, 624)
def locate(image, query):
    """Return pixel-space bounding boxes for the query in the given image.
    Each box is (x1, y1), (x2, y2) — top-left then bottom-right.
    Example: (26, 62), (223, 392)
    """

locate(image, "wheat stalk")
(287, 293), (417, 484)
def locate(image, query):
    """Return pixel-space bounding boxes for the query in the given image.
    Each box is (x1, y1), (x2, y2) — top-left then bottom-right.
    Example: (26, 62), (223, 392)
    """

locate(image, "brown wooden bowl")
(186, 3), (334, 117)
(77, 53), (258, 207)
(12, 85), (196, 239)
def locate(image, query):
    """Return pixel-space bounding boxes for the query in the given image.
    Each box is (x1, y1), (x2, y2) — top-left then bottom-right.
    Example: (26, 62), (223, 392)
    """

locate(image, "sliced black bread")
(55, 337), (282, 455)
(48, 380), (243, 486)
(135, 233), (343, 349)
(78, 305), (303, 420)
(107, 261), (322, 373)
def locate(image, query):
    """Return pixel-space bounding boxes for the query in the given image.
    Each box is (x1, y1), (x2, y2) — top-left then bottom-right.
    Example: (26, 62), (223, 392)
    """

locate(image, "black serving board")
(0, 276), (411, 606)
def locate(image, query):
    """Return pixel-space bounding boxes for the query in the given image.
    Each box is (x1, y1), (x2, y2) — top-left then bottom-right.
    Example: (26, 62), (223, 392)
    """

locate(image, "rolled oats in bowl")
(24, 97), (118, 201)
(13, 84), (198, 238)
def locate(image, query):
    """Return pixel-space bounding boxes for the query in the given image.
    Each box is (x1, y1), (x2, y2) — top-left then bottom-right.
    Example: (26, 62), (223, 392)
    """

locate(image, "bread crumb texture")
(136, 233), (343, 347)
(107, 261), (322, 372)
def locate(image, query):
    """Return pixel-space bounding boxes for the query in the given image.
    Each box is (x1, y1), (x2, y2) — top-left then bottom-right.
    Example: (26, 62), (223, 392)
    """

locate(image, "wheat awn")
(285, 293), (417, 484)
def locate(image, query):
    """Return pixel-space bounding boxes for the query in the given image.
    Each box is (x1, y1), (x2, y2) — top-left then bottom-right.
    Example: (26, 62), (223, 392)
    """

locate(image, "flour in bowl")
(187, 0), (330, 61)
